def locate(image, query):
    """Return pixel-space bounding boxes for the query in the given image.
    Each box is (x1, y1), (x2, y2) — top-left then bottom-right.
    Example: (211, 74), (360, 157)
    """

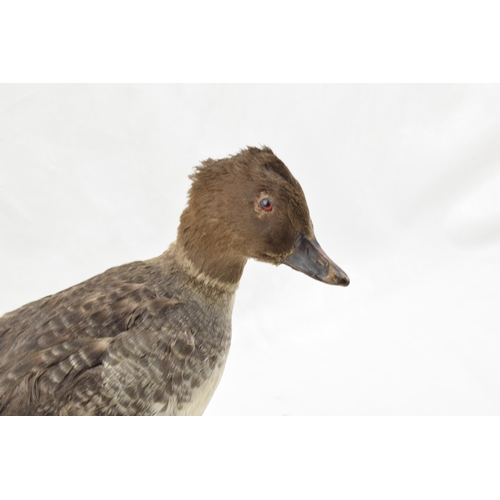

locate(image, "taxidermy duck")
(0, 146), (349, 415)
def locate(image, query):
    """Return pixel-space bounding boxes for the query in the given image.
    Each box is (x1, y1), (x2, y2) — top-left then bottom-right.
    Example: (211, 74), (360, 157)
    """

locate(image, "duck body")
(0, 244), (234, 415)
(0, 146), (349, 415)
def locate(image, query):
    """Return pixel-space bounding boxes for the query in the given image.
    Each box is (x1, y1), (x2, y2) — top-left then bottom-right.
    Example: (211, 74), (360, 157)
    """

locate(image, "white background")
(1, 83), (499, 415)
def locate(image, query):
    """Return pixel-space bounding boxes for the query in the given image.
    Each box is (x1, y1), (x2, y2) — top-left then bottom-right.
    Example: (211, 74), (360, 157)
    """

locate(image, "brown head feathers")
(177, 146), (315, 285)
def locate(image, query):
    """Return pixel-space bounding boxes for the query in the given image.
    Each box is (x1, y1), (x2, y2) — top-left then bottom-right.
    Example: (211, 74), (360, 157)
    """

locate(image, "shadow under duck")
(0, 146), (349, 415)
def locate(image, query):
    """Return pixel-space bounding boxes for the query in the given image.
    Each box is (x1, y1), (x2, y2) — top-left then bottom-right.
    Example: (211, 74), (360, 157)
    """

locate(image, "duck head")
(177, 146), (349, 288)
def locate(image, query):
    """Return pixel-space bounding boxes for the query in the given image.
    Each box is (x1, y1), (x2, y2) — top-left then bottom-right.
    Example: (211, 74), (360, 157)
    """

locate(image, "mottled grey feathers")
(0, 257), (231, 415)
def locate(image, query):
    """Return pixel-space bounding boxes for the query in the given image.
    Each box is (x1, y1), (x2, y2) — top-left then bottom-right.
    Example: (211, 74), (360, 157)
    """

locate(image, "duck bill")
(282, 233), (350, 286)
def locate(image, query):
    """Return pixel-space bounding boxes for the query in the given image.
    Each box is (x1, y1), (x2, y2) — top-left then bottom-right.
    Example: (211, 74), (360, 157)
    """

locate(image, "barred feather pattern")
(0, 252), (234, 415)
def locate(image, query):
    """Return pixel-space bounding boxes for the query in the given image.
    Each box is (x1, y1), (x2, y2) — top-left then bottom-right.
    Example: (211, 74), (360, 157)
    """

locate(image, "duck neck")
(170, 239), (246, 294)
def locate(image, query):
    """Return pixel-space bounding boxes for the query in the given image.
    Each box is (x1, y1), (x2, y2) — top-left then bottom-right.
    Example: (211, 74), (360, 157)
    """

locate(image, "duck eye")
(259, 198), (273, 212)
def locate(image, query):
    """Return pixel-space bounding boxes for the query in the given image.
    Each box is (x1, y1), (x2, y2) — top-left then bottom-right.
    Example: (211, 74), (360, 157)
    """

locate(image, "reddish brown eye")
(259, 198), (273, 211)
